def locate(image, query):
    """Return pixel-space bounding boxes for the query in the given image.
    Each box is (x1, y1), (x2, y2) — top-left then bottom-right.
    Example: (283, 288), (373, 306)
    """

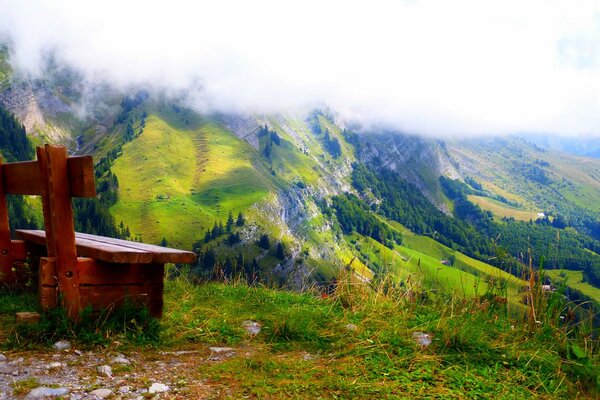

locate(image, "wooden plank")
(40, 257), (149, 286)
(41, 257), (163, 315)
(74, 232), (197, 264)
(79, 285), (149, 311)
(0, 158), (13, 283)
(39, 257), (57, 286)
(77, 258), (148, 285)
(39, 285), (58, 310)
(67, 156), (96, 198)
(11, 240), (27, 260)
(2, 161), (41, 195)
(2, 157), (95, 197)
(38, 145), (81, 319)
(16, 230), (154, 264)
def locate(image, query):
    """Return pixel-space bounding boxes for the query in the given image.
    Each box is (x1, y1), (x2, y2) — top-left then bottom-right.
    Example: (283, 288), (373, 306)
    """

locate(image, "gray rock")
(111, 356), (131, 364)
(89, 388), (113, 398)
(26, 386), (70, 398)
(148, 383), (169, 394)
(208, 347), (234, 353)
(46, 361), (63, 369)
(118, 386), (131, 394)
(97, 365), (113, 378)
(413, 331), (432, 347)
(0, 354), (6, 362)
(242, 320), (261, 335)
(52, 340), (71, 350)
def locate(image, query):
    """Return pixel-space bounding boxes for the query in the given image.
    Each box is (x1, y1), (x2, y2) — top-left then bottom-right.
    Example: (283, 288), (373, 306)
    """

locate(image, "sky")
(1, 0), (599, 137)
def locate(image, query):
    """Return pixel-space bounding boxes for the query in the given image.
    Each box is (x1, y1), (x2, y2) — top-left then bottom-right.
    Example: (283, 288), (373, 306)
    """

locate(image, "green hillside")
(111, 112), (271, 248)
(546, 269), (600, 303)
(450, 137), (600, 216)
(105, 107), (557, 308)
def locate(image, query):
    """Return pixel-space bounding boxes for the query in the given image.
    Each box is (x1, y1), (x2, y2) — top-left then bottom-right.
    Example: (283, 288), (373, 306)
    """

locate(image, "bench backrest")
(0, 145), (96, 285)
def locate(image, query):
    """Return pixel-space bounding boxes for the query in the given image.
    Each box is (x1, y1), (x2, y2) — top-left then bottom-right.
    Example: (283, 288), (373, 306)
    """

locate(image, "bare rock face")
(218, 113), (261, 149)
(358, 133), (460, 213)
(0, 82), (73, 144)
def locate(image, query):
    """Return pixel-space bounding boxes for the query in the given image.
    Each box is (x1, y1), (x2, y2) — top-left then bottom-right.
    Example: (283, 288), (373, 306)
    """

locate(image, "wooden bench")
(0, 144), (195, 319)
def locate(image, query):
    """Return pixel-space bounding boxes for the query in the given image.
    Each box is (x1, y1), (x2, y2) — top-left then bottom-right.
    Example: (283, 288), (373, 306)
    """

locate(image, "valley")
(2, 67), (600, 309)
(1, 2), (600, 394)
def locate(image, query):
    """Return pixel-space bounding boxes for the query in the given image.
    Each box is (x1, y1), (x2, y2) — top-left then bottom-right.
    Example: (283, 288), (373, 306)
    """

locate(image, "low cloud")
(1, 0), (599, 137)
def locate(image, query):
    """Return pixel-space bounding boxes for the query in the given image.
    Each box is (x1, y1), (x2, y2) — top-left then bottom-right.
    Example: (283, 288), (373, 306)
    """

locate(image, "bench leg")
(39, 257), (83, 318)
(38, 257), (60, 311)
(144, 264), (165, 318)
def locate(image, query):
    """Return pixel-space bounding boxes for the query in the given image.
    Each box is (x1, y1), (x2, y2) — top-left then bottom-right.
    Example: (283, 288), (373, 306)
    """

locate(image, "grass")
(2, 273), (597, 398)
(468, 194), (539, 221)
(11, 377), (41, 395)
(449, 137), (600, 217)
(110, 111), (271, 248)
(546, 269), (600, 303)
(349, 226), (525, 304)
(0, 48), (12, 91)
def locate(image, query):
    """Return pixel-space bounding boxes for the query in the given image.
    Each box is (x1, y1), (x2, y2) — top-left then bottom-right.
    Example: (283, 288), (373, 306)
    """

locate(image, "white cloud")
(1, 0), (599, 137)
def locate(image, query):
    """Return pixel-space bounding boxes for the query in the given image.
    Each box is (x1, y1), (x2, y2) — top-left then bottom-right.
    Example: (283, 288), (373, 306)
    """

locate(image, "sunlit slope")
(349, 231), (525, 304)
(111, 113), (270, 248)
(467, 195), (540, 222)
(545, 269), (600, 303)
(450, 137), (600, 216)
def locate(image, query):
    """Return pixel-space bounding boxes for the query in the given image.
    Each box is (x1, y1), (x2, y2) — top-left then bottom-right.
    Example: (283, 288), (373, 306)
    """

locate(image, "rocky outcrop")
(218, 113), (261, 149)
(358, 133), (460, 213)
(0, 81), (74, 145)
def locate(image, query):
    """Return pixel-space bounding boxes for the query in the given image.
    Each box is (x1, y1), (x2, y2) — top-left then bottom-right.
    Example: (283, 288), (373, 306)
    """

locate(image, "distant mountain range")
(519, 134), (600, 158)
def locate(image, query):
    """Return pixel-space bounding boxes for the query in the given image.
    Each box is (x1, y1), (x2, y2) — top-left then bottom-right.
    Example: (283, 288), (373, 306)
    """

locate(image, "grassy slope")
(2, 279), (597, 398)
(374, 219), (526, 301)
(111, 110), (270, 248)
(0, 48), (11, 91)
(451, 138), (600, 215)
(545, 269), (600, 303)
(109, 109), (528, 299)
(468, 195), (540, 221)
(351, 232), (525, 303)
(448, 138), (600, 307)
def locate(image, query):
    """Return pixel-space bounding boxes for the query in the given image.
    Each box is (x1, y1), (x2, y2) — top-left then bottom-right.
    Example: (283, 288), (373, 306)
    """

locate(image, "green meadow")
(111, 113), (270, 248)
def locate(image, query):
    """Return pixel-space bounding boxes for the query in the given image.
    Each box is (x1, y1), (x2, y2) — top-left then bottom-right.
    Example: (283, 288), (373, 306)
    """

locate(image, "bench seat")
(16, 230), (195, 264)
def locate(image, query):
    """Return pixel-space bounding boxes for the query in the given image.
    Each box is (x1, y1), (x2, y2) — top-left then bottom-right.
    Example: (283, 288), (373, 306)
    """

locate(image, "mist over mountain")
(520, 134), (600, 158)
(1, 2), (600, 397)
(2, 0), (600, 138)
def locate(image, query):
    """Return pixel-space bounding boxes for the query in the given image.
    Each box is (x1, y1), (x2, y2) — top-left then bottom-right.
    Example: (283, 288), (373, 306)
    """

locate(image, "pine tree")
(226, 211), (234, 233)
(258, 234), (270, 250)
(263, 141), (272, 159)
(276, 242), (285, 260)
(211, 221), (220, 239)
(236, 211), (245, 227)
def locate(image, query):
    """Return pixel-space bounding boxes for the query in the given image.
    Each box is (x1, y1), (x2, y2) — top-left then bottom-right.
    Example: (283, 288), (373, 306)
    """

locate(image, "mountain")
(1, 49), (600, 309)
(520, 134), (600, 158)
